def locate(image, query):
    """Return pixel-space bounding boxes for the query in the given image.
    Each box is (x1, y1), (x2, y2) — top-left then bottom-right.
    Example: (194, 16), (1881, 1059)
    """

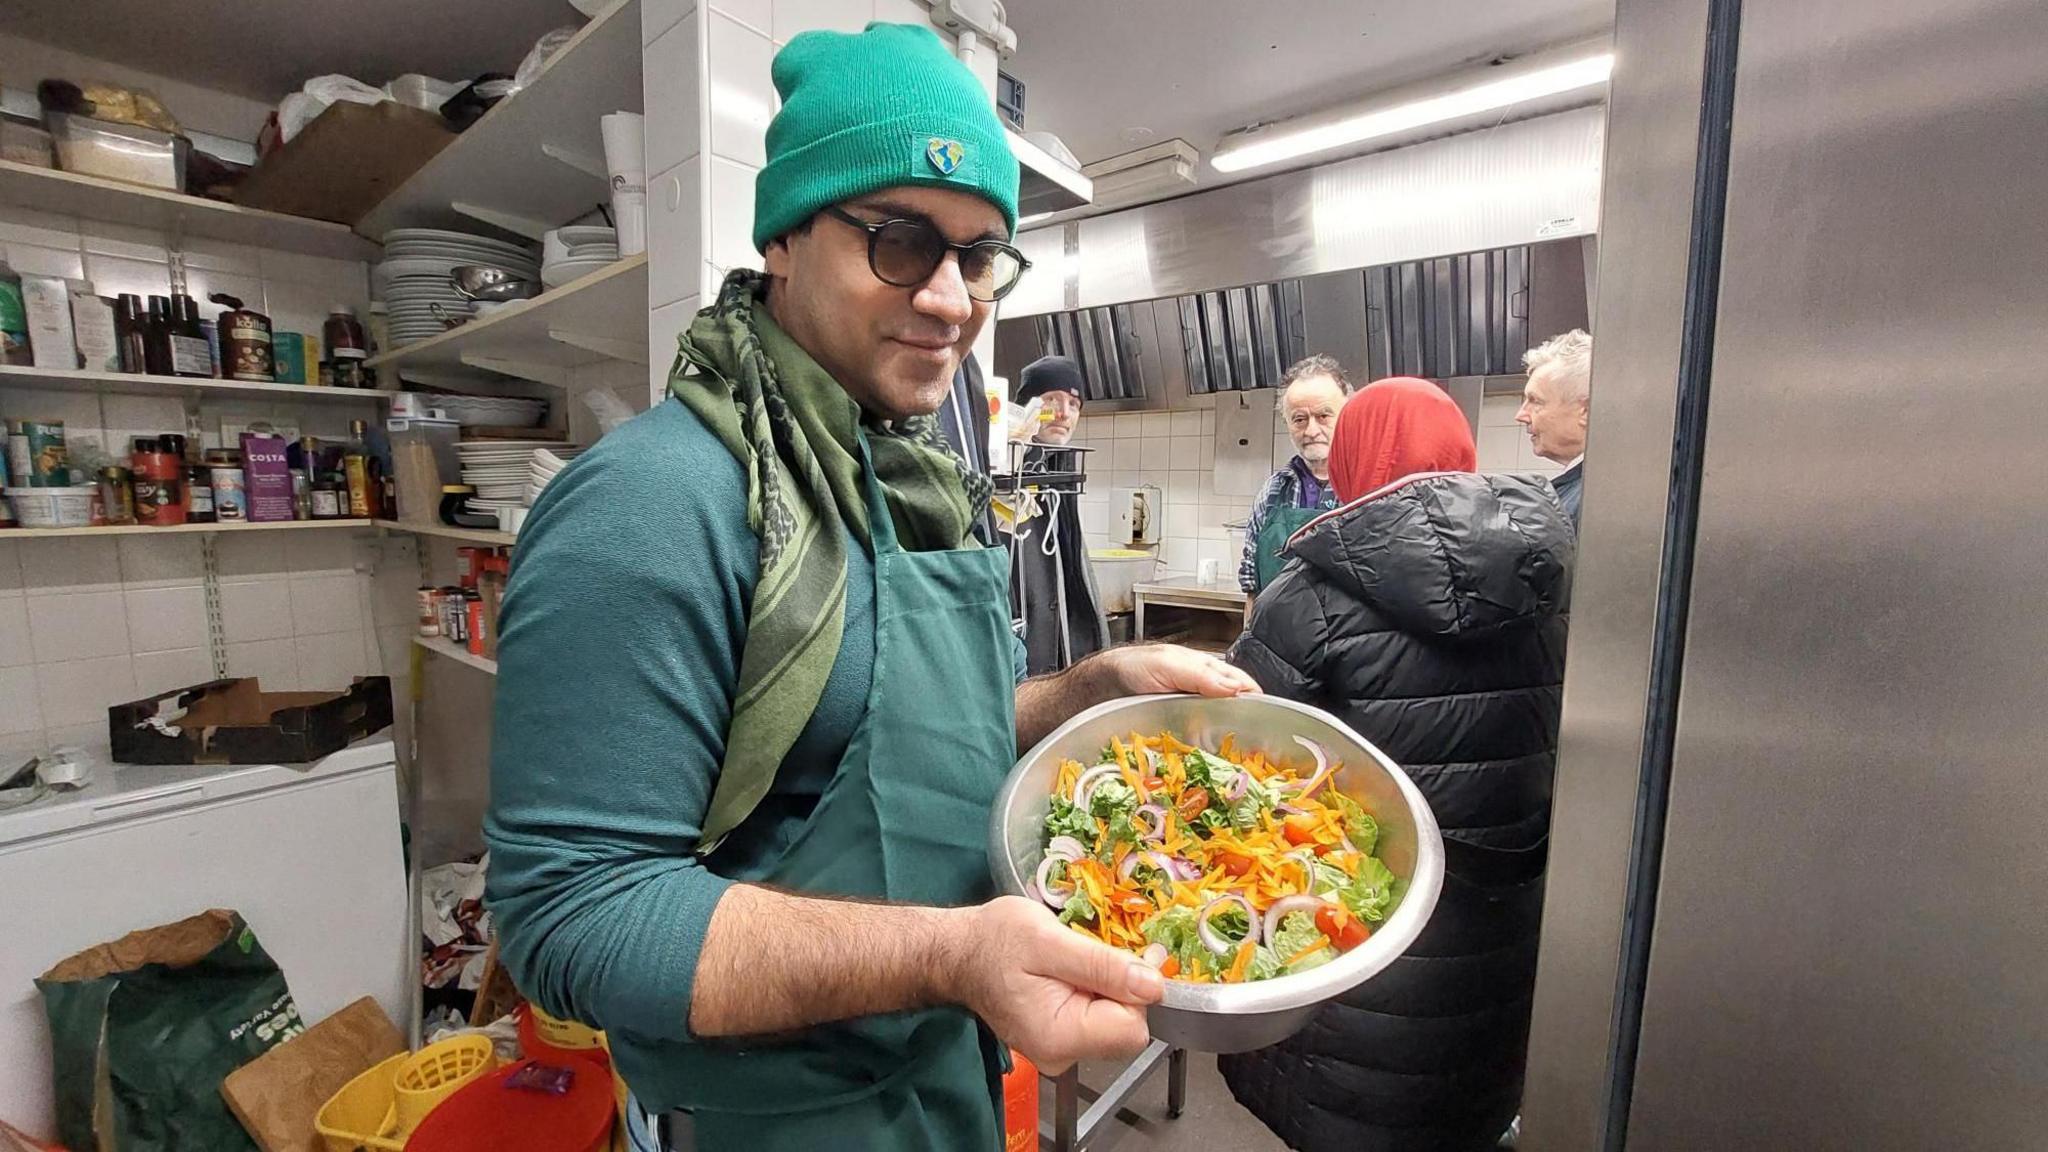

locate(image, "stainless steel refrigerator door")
(1520, 0), (1713, 1144)
(1621, 0), (2048, 1146)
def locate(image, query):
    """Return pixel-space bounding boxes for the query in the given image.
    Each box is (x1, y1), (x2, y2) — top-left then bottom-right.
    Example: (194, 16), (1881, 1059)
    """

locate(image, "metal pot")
(1087, 548), (1157, 615)
(988, 693), (1445, 1053)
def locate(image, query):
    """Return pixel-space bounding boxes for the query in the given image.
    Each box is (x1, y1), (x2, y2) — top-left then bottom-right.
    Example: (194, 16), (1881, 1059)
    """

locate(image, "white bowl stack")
(459, 440), (578, 518)
(525, 445), (586, 505)
(380, 229), (542, 344)
(541, 225), (621, 289)
(429, 393), (550, 429)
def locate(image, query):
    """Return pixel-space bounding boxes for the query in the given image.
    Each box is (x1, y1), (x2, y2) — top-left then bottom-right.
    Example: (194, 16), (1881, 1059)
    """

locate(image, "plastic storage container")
(387, 415), (461, 524)
(313, 1052), (409, 1152)
(46, 112), (189, 191)
(392, 1035), (497, 1134)
(5, 485), (96, 528)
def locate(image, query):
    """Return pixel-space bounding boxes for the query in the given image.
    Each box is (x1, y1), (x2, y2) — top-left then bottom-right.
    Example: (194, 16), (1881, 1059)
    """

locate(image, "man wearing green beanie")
(485, 21), (1255, 1151)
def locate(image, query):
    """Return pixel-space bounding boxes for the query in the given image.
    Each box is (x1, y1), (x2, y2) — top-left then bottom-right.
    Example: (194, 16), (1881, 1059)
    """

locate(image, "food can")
(210, 462), (246, 521)
(10, 419), (68, 486)
(456, 546), (481, 590)
(216, 297), (275, 382)
(98, 465), (135, 525)
(417, 587), (441, 637)
(465, 592), (486, 657)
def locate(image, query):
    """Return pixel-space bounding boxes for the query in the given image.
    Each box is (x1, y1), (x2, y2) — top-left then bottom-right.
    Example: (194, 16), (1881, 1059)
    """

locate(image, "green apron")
(670, 443), (1017, 1151)
(1253, 504), (1328, 591)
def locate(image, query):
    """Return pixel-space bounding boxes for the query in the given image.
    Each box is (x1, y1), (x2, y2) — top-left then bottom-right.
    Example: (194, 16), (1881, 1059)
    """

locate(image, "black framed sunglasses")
(821, 206), (1030, 302)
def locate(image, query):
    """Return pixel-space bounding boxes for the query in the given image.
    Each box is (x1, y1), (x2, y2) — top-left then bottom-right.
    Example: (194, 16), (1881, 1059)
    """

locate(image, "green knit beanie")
(753, 21), (1019, 252)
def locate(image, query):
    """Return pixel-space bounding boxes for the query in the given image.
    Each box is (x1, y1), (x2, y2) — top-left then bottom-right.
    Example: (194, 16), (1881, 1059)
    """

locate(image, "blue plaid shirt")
(1238, 456), (1337, 592)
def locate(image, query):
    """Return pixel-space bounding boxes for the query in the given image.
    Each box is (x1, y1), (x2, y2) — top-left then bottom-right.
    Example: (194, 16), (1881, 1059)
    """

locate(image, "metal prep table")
(1044, 1041), (1187, 1151)
(1132, 576), (1251, 649)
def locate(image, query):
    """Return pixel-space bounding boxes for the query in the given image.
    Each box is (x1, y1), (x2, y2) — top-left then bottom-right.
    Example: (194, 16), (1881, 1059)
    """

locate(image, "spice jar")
(323, 307), (367, 388)
(167, 295), (211, 378)
(98, 465), (135, 525)
(211, 293), (275, 382)
(416, 586), (441, 637)
(184, 463), (215, 523)
(310, 473), (343, 519)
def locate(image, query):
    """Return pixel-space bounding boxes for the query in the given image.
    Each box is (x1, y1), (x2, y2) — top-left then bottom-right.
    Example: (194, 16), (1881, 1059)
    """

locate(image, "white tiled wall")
(1478, 393), (1566, 476)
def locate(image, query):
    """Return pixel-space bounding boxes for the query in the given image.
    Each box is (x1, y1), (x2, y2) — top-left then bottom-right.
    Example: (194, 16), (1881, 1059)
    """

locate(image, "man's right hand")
(942, 895), (1165, 1073)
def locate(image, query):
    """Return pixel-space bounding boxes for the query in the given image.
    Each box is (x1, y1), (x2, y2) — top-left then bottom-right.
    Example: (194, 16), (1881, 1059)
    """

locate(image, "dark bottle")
(114, 294), (149, 374)
(167, 295), (211, 378)
(143, 295), (174, 376)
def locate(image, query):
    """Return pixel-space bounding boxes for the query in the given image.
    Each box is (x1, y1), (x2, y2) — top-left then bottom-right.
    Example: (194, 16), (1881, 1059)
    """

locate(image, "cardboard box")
(108, 677), (393, 765)
(234, 101), (454, 226)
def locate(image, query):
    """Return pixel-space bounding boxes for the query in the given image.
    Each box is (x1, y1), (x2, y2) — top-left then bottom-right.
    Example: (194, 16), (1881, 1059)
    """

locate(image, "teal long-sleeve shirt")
(484, 398), (1020, 1110)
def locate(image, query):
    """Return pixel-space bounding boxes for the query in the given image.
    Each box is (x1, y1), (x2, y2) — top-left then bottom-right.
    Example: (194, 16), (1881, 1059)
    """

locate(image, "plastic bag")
(277, 74), (386, 143)
(509, 28), (582, 96)
(383, 74), (463, 114)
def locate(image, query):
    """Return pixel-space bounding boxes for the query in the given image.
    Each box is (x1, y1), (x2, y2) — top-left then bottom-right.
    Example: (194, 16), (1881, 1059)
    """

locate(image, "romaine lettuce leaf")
(1090, 778), (1137, 820)
(1268, 909), (1339, 974)
(1043, 794), (1098, 846)
(1058, 890), (1097, 926)
(1339, 855), (1401, 923)
(1329, 792), (1380, 856)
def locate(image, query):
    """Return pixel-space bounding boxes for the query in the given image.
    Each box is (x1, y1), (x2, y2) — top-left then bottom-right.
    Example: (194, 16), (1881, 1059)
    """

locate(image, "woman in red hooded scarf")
(1221, 377), (1575, 1152)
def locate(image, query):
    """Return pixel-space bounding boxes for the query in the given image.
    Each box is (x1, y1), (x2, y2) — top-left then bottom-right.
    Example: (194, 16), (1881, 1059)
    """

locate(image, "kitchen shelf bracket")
(456, 352), (573, 387)
(547, 327), (647, 365)
(539, 142), (610, 183)
(449, 200), (552, 242)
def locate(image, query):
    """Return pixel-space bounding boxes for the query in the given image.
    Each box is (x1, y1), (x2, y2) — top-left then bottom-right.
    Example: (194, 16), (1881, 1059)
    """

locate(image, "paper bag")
(221, 997), (405, 1152)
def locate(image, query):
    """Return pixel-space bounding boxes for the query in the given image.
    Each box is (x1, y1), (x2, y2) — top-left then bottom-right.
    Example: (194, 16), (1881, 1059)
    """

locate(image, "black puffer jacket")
(1221, 472), (1573, 1152)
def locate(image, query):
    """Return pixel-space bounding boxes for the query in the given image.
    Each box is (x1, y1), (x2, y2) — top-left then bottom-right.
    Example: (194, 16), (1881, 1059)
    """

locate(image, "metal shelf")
(363, 255), (647, 385)
(1008, 128), (1094, 217)
(0, 365), (395, 403)
(0, 160), (380, 262)
(373, 519), (517, 547)
(1, 519), (374, 539)
(413, 634), (497, 675)
(354, 0), (643, 242)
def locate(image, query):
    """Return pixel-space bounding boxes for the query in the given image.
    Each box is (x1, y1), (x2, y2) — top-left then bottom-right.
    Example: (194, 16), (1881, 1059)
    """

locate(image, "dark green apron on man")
(661, 447), (1017, 1151)
(1253, 504), (1328, 591)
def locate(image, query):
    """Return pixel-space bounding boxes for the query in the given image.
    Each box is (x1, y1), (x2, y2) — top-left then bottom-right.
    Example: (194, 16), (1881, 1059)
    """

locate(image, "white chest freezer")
(0, 739), (410, 1142)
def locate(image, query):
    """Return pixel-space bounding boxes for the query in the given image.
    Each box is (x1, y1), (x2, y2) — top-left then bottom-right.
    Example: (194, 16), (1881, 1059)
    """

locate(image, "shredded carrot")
(1284, 935), (1332, 966)
(1227, 940), (1256, 982)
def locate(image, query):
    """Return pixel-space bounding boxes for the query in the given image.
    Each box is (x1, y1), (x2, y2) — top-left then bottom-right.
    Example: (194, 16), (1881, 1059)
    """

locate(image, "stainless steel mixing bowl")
(989, 694), (1445, 1053)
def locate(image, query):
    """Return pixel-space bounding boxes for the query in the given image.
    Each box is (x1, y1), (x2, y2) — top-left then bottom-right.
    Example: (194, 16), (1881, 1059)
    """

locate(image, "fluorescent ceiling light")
(1212, 53), (1614, 174)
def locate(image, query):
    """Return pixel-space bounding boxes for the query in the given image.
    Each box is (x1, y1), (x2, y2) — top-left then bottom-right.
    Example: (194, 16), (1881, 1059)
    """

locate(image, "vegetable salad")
(1037, 731), (1403, 983)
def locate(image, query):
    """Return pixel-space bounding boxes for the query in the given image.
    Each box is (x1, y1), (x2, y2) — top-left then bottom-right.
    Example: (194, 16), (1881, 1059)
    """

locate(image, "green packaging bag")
(35, 909), (303, 1152)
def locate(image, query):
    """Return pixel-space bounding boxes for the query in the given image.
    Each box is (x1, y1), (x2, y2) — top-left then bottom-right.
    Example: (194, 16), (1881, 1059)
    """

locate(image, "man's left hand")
(1103, 643), (1260, 698)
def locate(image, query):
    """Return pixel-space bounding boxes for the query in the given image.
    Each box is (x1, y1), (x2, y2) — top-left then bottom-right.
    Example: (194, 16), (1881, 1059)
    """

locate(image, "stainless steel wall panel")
(1623, 0), (2048, 1146)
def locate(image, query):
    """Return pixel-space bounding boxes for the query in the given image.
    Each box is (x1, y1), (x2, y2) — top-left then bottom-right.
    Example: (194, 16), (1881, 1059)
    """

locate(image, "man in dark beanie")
(1007, 355), (1108, 674)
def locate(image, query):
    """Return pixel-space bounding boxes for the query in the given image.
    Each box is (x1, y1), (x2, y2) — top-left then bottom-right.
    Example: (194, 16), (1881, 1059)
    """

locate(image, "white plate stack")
(429, 393), (550, 429)
(525, 445), (587, 505)
(380, 229), (542, 345)
(542, 225), (621, 289)
(459, 439), (577, 514)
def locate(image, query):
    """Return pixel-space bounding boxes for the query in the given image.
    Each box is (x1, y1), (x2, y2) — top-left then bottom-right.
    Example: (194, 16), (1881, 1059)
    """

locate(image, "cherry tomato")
(1160, 955), (1180, 978)
(1117, 894), (1152, 916)
(1316, 904), (1371, 952)
(1281, 814), (1321, 847)
(1217, 852), (1256, 878)
(1177, 788), (1211, 822)
(1143, 776), (1166, 792)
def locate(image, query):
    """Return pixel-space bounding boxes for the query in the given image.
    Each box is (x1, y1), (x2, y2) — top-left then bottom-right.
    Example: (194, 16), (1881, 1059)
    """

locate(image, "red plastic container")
(402, 1060), (613, 1152)
(1003, 1049), (1039, 1152)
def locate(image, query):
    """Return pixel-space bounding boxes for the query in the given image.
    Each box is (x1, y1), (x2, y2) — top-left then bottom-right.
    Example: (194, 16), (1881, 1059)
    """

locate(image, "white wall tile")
(36, 654), (136, 728)
(0, 595), (27, 667)
(1170, 433), (1201, 462)
(874, 0), (931, 25)
(649, 157), (706, 308)
(215, 533), (288, 579)
(1481, 393), (1525, 427)
(648, 296), (702, 401)
(1162, 537), (1197, 575)
(1078, 500), (1107, 537)
(1197, 437), (1215, 469)
(4, 242), (86, 280)
(0, 665), (42, 735)
(289, 574), (366, 637)
(1163, 502), (1195, 538)
(775, 0), (869, 39)
(707, 156), (761, 277)
(286, 530), (363, 577)
(20, 538), (121, 595)
(186, 269), (266, 323)
(179, 238), (264, 275)
(1140, 412), (1171, 437)
(1112, 414), (1142, 438)
(644, 16), (703, 175)
(81, 253), (171, 300)
(1110, 438), (1139, 471)
(1196, 539), (1232, 569)
(101, 394), (186, 435)
(4, 387), (106, 444)
(226, 639), (299, 690)
(28, 590), (131, 662)
(123, 586), (209, 654)
(644, 0), (696, 42)
(132, 646), (212, 696)
(0, 207), (82, 249)
(296, 630), (372, 691)
(116, 535), (205, 588)
(0, 541), (19, 593)
(710, 0), (772, 37)
(708, 13), (775, 167)
(80, 222), (169, 262)
(1168, 411), (1200, 437)
(257, 251), (369, 295)
(1140, 436), (1170, 470)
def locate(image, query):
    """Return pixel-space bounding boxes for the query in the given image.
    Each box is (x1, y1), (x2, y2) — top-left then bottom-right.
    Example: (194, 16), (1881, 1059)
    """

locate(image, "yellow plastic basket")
(392, 1035), (498, 1134)
(314, 1053), (409, 1152)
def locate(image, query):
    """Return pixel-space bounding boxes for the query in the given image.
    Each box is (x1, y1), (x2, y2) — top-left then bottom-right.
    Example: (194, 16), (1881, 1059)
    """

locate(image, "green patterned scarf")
(671, 269), (993, 849)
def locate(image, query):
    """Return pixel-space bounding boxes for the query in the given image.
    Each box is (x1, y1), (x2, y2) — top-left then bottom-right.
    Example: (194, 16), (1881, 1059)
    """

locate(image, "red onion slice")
(1072, 764), (1123, 807)
(1169, 856), (1203, 881)
(1035, 856), (1075, 908)
(1140, 942), (1169, 969)
(1133, 803), (1169, 840)
(1197, 894), (1258, 955)
(1288, 849), (1321, 891)
(1262, 894), (1327, 945)
(1289, 736), (1332, 798)
(1118, 849), (1178, 884)
(1222, 766), (1251, 802)
(1046, 835), (1088, 861)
